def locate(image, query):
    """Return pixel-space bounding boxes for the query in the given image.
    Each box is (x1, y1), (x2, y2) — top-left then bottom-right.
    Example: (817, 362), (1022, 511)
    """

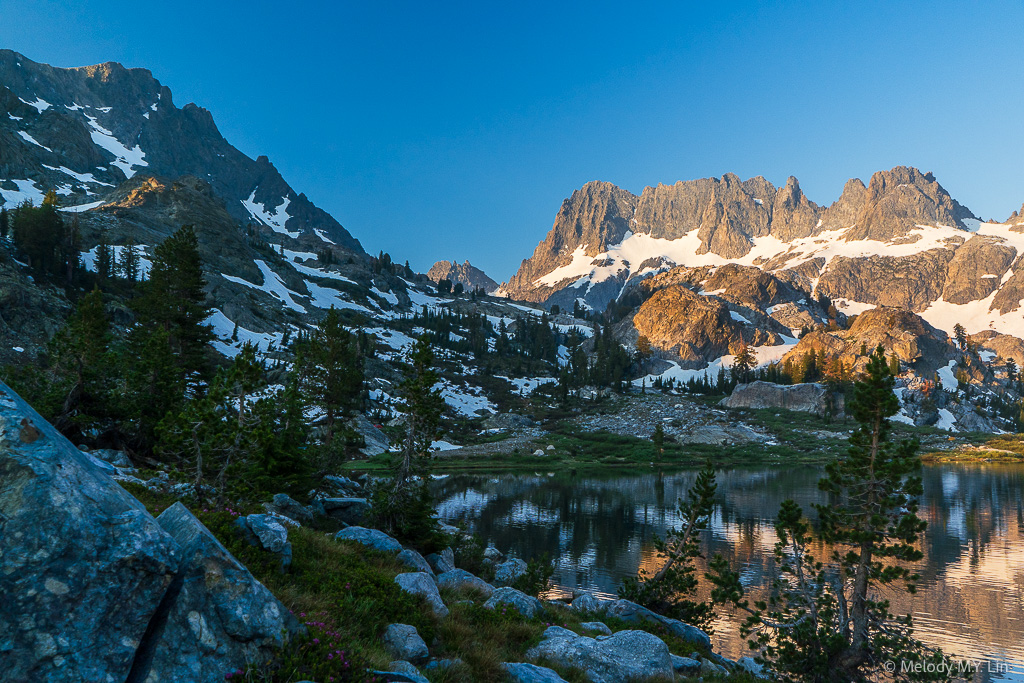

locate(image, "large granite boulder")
(383, 623), (429, 664)
(395, 572), (449, 618)
(494, 558), (528, 586)
(601, 599), (711, 649)
(484, 587), (545, 619)
(720, 381), (834, 415)
(135, 503), (304, 681)
(335, 526), (402, 554)
(437, 569), (495, 597)
(526, 626), (674, 683)
(320, 497), (370, 526)
(0, 382), (180, 683)
(397, 548), (434, 576)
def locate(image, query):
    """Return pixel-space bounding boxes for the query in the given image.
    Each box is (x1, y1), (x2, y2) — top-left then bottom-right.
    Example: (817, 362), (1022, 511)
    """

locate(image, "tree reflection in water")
(431, 464), (1024, 682)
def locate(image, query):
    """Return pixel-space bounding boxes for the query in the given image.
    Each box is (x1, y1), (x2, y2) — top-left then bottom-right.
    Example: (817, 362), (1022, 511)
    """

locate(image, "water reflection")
(432, 465), (1024, 681)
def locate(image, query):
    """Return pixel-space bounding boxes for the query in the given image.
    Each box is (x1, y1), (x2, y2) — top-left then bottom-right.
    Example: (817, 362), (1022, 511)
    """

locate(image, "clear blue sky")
(3, 1), (1023, 280)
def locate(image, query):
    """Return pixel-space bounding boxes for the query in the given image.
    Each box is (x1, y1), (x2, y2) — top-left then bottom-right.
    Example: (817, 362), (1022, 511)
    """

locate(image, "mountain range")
(2, 50), (1023, 435)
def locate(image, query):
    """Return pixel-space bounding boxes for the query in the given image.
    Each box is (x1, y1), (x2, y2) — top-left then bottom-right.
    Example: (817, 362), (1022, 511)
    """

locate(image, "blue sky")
(2, 1), (1023, 279)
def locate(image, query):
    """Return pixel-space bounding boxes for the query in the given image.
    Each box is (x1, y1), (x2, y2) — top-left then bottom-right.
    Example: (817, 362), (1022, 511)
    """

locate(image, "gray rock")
(322, 475), (362, 497)
(144, 502), (304, 681)
(738, 655), (765, 677)
(397, 548), (434, 576)
(526, 626), (674, 683)
(90, 448), (133, 469)
(335, 526), (402, 554)
(720, 381), (836, 416)
(266, 493), (313, 525)
(395, 572), (449, 618)
(383, 623), (429, 664)
(352, 414), (391, 456)
(581, 621), (612, 636)
(483, 546), (505, 564)
(484, 586), (544, 619)
(426, 546), (456, 573)
(437, 568), (495, 597)
(236, 514), (293, 571)
(671, 654), (702, 676)
(571, 592), (601, 613)
(423, 657), (463, 671)
(245, 514), (289, 553)
(503, 661), (570, 682)
(494, 557), (528, 586)
(701, 657), (729, 676)
(321, 497), (370, 526)
(603, 599), (711, 649)
(0, 382), (180, 683)
(369, 660), (430, 683)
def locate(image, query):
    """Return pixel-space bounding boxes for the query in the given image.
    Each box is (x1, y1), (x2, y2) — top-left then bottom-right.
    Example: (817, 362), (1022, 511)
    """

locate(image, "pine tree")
(953, 323), (967, 351)
(0, 207), (9, 238)
(96, 231), (114, 281)
(711, 346), (943, 681)
(395, 336), (444, 488)
(131, 225), (214, 384)
(732, 343), (757, 384)
(296, 307), (364, 445)
(620, 464), (718, 629)
(120, 238), (140, 282)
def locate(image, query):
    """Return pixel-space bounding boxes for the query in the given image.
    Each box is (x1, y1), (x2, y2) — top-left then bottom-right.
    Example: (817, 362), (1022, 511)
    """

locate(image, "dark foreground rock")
(526, 626), (674, 683)
(720, 381), (840, 416)
(0, 381), (303, 683)
(137, 503), (304, 681)
(0, 383), (179, 683)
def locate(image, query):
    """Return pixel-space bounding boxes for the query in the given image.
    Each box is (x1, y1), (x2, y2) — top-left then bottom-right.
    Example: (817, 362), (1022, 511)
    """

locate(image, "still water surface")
(432, 465), (1024, 681)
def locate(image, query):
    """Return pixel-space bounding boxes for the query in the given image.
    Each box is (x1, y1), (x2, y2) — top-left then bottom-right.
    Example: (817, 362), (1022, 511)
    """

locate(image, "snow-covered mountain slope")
(0, 49), (361, 252)
(501, 167), (1024, 342)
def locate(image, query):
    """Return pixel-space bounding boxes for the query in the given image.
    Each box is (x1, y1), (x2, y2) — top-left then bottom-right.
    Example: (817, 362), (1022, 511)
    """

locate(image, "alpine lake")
(431, 464), (1024, 681)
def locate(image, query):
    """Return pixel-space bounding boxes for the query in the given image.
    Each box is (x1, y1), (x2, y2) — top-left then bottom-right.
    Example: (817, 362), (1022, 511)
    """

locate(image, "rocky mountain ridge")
(500, 168), (1024, 348)
(0, 49), (362, 252)
(427, 259), (498, 292)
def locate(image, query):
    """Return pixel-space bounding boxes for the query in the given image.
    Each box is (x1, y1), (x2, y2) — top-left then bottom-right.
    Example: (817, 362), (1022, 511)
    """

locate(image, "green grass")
(122, 482), (753, 682)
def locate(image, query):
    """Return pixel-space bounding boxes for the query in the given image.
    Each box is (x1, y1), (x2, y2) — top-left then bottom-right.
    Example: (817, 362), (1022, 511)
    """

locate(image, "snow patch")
(241, 190), (297, 238)
(17, 131), (51, 152)
(18, 96), (51, 113)
(0, 179), (44, 207)
(83, 114), (148, 178)
(221, 260), (307, 313)
(936, 408), (958, 432)
(937, 360), (958, 392)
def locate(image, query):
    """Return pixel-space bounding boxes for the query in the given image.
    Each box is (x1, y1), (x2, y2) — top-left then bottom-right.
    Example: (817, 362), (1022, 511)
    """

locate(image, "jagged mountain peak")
(427, 259), (498, 293)
(0, 51), (362, 253)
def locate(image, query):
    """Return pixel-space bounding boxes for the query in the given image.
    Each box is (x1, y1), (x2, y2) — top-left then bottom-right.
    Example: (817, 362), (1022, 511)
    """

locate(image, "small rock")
(701, 657), (729, 676)
(321, 497), (370, 526)
(336, 526), (402, 554)
(245, 514), (289, 553)
(483, 546), (505, 563)
(671, 654), (702, 676)
(494, 558), (528, 586)
(603, 598), (711, 649)
(533, 449), (545, 456)
(369, 660), (430, 683)
(737, 655), (765, 677)
(266, 493), (313, 524)
(526, 627), (674, 683)
(397, 548), (434, 576)
(90, 448), (132, 469)
(503, 662), (570, 682)
(427, 546), (456, 573)
(437, 568), (495, 597)
(570, 592), (600, 613)
(322, 475), (362, 497)
(383, 624), (429, 664)
(580, 621), (612, 636)
(483, 586), (544, 619)
(395, 572), (449, 618)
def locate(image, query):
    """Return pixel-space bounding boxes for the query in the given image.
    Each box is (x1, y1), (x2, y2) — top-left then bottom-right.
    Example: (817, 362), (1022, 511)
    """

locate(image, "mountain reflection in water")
(431, 465), (1024, 682)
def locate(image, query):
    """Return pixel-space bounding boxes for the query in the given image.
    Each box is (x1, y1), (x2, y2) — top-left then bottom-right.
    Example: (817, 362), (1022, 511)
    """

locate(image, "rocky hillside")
(427, 259), (498, 292)
(500, 167), (1024, 348)
(0, 49), (361, 251)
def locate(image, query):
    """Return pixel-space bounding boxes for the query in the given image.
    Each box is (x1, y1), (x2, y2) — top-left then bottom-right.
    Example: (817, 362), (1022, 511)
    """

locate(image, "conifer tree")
(621, 463), (718, 629)
(120, 238), (140, 282)
(296, 306), (364, 445)
(394, 336), (444, 488)
(732, 343), (757, 384)
(710, 346), (943, 681)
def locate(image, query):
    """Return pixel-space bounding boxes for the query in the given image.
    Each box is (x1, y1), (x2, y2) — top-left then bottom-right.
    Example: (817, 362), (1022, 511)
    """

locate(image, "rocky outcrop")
(816, 249), (955, 312)
(427, 259), (498, 293)
(720, 381), (840, 416)
(0, 49), (362, 251)
(631, 285), (782, 362)
(0, 381), (301, 682)
(525, 626), (675, 683)
(783, 307), (955, 376)
(940, 236), (1016, 304)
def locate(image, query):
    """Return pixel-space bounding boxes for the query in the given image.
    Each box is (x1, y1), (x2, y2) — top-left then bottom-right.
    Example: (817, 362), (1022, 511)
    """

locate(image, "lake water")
(432, 464), (1024, 681)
